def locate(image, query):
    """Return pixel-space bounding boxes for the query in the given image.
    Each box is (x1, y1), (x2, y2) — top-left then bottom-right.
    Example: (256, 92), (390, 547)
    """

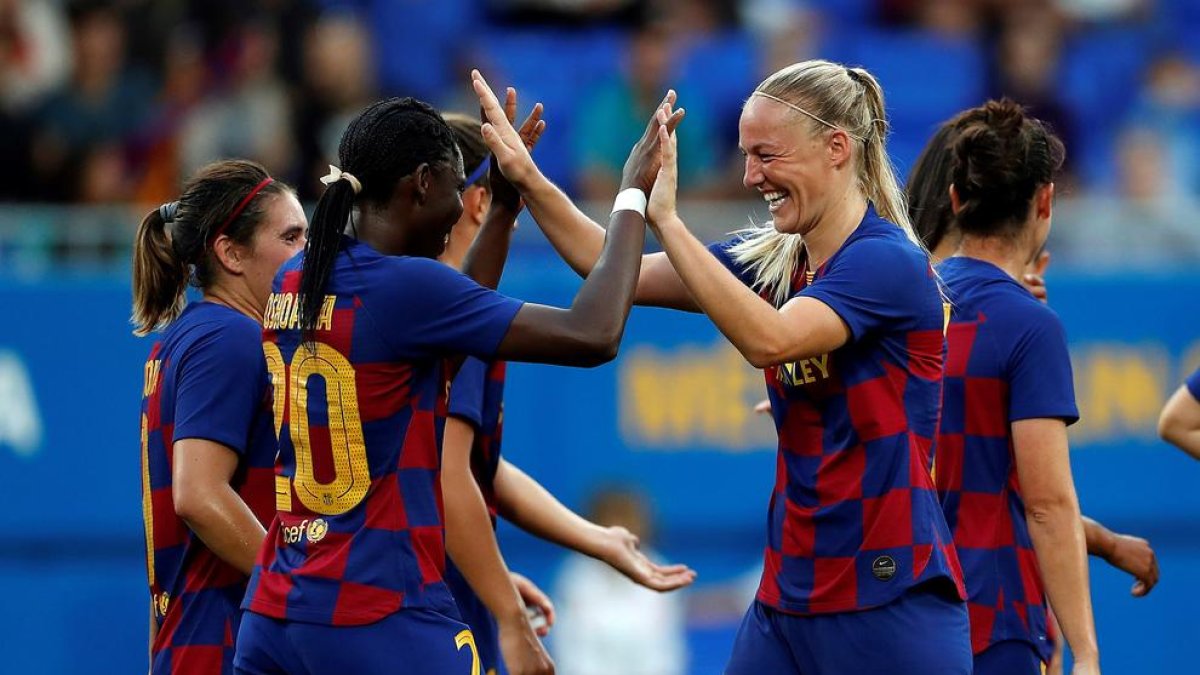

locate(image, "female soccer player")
(234, 86), (682, 675)
(908, 107), (1159, 603)
(439, 112), (695, 675)
(502, 60), (972, 673)
(1159, 368), (1200, 459)
(931, 100), (1099, 675)
(132, 160), (307, 674)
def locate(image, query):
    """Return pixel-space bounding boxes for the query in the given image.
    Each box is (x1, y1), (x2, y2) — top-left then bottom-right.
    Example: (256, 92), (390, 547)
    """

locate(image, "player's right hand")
(1106, 533), (1159, 597)
(472, 70), (542, 192)
(621, 91), (685, 196)
(498, 617), (555, 675)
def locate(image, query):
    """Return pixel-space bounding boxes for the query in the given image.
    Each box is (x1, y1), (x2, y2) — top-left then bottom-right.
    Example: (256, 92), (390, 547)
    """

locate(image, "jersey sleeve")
(799, 237), (927, 341)
(1187, 368), (1200, 401)
(172, 322), (267, 454)
(1005, 305), (1080, 425)
(371, 257), (525, 359)
(706, 236), (757, 289)
(448, 357), (488, 429)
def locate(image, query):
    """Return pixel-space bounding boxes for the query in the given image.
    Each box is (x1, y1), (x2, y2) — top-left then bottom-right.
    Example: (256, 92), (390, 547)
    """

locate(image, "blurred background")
(1, 0), (1198, 673)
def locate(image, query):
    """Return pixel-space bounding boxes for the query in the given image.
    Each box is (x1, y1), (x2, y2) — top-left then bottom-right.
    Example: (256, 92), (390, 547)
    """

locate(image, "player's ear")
(413, 163), (432, 205)
(211, 235), (247, 275)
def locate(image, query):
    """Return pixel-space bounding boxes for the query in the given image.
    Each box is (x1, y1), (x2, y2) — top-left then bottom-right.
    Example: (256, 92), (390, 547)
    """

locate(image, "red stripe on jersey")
(954, 492), (1014, 548)
(759, 547), (783, 601)
(846, 375), (907, 442)
(152, 487), (186, 548)
(965, 377), (1008, 437)
(907, 329), (945, 381)
(1017, 547), (1044, 607)
(247, 569), (293, 615)
(356, 362), (413, 422)
(364, 475), (409, 531)
(332, 581), (404, 626)
(170, 645), (224, 675)
(968, 602), (996, 654)
(410, 525), (446, 585)
(399, 409), (439, 470)
(912, 543), (933, 579)
(779, 399), (824, 457)
(295, 530), (352, 580)
(816, 446), (865, 505)
(862, 488), (914, 549)
(183, 552), (242, 591)
(935, 433), (964, 491)
(945, 319), (979, 377)
(241, 466), (277, 524)
(781, 499), (816, 557)
(811, 557), (856, 612)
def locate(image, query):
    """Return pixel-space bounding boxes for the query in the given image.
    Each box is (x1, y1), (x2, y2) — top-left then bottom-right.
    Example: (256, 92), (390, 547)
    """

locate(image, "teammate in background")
(132, 160), (307, 674)
(505, 59), (972, 673)
(907, 106), (1159, 602)
(931, 100), (1098, 674)
(235, 81), (683, 675)
(1159, 368), (1200, 459)
(439, 112), (696, 675)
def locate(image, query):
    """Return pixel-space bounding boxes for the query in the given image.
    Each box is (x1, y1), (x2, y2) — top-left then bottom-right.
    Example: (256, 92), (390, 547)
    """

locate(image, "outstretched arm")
(493, 460), (696, 592)
(470, 70), (658, 366)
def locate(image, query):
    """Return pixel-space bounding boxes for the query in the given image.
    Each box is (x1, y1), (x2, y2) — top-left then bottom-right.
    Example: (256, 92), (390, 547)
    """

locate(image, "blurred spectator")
(573, 20), (718, 201)
(1125, 52), (1200, 196)
(742, 0), (820, 75)
(32, 0), (152, 202)
(552, 487), (686, 675)
(291, 12), (375, 199)
(988, 4), (1078, 179)
(0, 0), (69, 112)
(487, 0), (644, 27)
(179, 21), (293, 177)
(1052, 126), (1200, 266)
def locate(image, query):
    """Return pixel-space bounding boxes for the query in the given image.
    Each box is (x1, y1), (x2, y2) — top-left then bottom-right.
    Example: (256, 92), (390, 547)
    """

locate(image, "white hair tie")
(320, 164), (362, 195)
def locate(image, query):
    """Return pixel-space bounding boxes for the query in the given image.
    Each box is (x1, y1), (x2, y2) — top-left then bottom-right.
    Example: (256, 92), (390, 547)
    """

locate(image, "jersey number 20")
(264, 342), (369, 516)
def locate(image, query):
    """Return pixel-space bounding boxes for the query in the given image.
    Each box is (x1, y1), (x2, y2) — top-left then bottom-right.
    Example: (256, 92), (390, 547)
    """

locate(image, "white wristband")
(611, 187), (648, 217)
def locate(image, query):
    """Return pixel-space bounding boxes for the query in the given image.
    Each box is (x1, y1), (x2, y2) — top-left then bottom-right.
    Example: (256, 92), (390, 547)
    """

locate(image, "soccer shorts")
(725, 581), (971, 674)
(973, 639), (1044, 675)
(234, 608), (479, 675)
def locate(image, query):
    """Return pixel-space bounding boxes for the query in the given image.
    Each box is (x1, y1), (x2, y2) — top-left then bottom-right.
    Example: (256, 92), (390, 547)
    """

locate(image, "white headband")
(751, 91), (867, 143)
(320, 164), (362, 195)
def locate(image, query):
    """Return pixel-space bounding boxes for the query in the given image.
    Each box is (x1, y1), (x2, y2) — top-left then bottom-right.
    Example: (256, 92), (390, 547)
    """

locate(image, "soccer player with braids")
(493, 60), (973, 673)
(931, 99), (1099, 675)
(235, 85), (682, 674)
(132, 160), (307, 674)
(439, 112), (695, 675)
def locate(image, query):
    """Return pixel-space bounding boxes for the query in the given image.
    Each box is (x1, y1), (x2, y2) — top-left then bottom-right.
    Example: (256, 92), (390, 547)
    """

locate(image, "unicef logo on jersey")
(282, 518), (329, 545)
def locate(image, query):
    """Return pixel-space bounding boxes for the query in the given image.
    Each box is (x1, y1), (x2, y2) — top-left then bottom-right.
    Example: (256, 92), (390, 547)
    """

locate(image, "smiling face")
(739, 95), (851, 236)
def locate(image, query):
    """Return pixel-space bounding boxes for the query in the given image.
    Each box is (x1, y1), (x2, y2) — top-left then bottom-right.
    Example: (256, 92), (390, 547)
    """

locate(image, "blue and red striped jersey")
(710, 207), (965, 615)
(140, 302), (276, 673)
(935, 256), (1079, 660)
(244, 236), (523, 626)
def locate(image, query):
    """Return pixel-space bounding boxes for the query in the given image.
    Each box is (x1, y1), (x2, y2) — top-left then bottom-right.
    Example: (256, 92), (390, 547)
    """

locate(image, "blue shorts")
(725, 582), (971, 675)
(445, 562), (506, 675)
(234, 609), (479, 675)
(973, 640), (1043, 675)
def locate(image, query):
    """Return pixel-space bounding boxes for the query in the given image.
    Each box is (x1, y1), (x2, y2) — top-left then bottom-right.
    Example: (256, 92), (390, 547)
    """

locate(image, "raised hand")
(621, 91), (686, 195)
(598, 525), (696, 592)
(472, 69), (542, 191)
(487, 86), (546, 211)
(646, 108), (681, 230)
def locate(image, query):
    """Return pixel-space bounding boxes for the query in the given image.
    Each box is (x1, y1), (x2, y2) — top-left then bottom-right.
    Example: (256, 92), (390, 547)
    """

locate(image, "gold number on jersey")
(266, 341), (370, 516)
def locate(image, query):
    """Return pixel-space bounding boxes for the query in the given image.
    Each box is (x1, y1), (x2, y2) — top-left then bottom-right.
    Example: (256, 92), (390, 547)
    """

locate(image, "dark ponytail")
(130, 159), (293, 335)
(299, 96), (460, 333)
(950, 99), (1065, 238)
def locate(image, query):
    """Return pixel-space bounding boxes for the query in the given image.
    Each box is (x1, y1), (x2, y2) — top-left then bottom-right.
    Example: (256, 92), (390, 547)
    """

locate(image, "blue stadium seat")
(673, 29), (761, 145)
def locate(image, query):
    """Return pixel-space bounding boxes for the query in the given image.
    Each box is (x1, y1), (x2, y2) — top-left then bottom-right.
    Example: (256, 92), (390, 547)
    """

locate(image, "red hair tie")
(209, 177), (274, 244)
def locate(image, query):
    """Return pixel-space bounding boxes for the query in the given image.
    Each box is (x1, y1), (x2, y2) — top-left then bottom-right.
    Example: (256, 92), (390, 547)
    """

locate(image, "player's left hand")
(599, 525), (697, 592)
(485, 87), (546, 212)
(1105, 533), (1159, 597)
(510, 571), (555, 637)
(646, 107), (681, 232)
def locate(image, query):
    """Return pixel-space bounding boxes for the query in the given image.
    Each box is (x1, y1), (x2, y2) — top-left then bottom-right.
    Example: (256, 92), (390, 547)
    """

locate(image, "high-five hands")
(483, 84), (546, 211)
